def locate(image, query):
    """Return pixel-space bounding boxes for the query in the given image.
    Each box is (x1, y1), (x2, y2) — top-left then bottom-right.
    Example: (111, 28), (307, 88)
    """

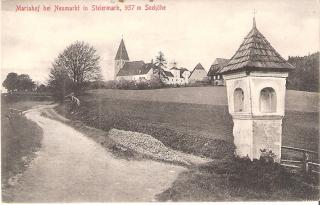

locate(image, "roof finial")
(253, 9), (257, 29)
(172, 60), (177, 68)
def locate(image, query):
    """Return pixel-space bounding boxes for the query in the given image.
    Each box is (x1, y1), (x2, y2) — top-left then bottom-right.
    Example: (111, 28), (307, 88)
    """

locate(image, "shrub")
(117, 80), (136, 89)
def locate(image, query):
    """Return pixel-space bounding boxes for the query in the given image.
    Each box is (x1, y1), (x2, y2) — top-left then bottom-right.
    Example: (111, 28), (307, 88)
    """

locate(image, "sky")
(1, 0), (319, 84)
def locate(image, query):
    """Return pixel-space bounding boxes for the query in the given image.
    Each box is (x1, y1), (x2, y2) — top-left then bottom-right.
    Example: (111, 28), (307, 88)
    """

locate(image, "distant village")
(114, 38), (228, 86)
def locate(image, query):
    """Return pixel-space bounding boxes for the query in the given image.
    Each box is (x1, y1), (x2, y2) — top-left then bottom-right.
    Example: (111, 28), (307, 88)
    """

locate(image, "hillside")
(57, 87), (319, 158)
(287, 52), (319, 92)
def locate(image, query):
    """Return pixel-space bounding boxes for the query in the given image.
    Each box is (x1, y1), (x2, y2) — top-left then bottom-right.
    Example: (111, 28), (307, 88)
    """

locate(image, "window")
(260, 87), (277, 113)
(234, 88), (244, 112)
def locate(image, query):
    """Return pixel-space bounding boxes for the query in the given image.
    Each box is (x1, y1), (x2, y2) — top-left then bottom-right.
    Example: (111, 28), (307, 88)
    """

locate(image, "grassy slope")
(156, 159), (319, 201)
(1, 98), (50, 198)
(55, 88), (319, 201)
(58, 88), (319, 155)
(56, 98), (235, 159)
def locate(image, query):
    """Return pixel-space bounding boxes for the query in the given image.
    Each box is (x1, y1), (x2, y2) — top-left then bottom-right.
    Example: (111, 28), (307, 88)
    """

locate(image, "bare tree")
(49, 41), (102, 98)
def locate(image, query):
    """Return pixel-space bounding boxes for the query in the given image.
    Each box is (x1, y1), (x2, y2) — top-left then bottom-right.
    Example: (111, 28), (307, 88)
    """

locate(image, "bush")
(91, 79), (166, 90)
(117, 80), (136, 89)
(88, 80), (118, 89)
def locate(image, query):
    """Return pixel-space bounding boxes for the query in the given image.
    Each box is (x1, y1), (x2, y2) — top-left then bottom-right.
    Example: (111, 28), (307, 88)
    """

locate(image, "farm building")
(165, 66), (190, 85)
(188, 63), (208, 83)
(207, 58), (229, 86)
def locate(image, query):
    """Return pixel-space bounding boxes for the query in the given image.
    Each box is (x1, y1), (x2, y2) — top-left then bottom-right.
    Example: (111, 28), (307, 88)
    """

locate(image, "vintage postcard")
(1, 0), (319, 203)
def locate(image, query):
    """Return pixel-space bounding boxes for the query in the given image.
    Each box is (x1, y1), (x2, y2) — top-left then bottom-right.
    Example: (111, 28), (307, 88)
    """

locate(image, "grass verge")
(1, 98), (51, 201)
(156, 158), (320, 201)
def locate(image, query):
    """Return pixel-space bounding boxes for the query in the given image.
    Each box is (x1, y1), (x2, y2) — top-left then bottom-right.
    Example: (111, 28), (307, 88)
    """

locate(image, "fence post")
(302, 152), (310, 177)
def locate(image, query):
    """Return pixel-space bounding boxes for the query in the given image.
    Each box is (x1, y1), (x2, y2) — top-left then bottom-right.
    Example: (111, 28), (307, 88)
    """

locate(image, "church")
(114, 39), (156, 81)
(114, 39), (190, 85)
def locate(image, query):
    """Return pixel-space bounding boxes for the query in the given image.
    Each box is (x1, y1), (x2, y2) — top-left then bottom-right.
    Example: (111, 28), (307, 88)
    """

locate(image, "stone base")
(233, 117), (282, 162)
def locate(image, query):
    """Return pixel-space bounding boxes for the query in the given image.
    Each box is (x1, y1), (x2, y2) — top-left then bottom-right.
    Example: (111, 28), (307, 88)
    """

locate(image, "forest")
(287, 51), (319, 92)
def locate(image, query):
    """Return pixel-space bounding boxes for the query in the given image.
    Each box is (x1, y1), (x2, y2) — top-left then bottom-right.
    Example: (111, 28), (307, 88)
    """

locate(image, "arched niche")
(234, 88), (244, 112)
(260, 87), (277, 113)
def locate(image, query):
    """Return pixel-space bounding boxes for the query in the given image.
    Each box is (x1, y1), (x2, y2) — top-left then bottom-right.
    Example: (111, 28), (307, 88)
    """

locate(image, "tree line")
(287, 52), (319, 92)
(2, 73), (36, 92)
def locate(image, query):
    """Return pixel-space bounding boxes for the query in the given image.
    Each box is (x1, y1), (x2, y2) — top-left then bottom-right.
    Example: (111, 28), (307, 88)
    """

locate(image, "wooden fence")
(281, 146), (320, 178)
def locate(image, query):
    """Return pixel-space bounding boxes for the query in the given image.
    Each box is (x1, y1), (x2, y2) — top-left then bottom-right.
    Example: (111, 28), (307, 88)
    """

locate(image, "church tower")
(114, 38), (129, 80)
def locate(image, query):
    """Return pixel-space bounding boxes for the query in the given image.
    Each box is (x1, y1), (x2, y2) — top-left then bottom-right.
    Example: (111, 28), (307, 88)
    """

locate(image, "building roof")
(194, 63), (205, 71)
(213, 58), (229, 66)
(170, 67), (180, 70)
(117, 61), (155, 76)
(208, 58), (229, 76)
(115, 39), (129, 60)
(180, 68), (190, 78)
(219, 18), (294, 74)
(163, 70), (174, 77)
(189, 63), (206, 78)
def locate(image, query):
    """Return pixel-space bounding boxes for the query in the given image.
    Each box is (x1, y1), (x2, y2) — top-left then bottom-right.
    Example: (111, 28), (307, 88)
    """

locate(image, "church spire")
(115, 38), (129, 61)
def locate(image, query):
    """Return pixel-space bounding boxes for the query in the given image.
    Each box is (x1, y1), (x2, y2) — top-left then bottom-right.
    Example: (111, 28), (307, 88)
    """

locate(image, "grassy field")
(55, 87), (319, 201)
(1, 97), (51, 200)
(58, 87), (319, 155)
(87, 87), (319, 112)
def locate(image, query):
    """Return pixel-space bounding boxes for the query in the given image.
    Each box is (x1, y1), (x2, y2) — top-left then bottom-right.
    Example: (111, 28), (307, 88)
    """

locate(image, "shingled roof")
(220, 18), (294, 74)
(208, 58), (229, 76)
(117, 61), (155, 76)
(115, 39), (129, 60)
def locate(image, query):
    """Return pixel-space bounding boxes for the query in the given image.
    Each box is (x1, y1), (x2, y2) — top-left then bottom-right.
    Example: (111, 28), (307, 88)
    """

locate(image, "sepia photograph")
(1, 0), (319, 203)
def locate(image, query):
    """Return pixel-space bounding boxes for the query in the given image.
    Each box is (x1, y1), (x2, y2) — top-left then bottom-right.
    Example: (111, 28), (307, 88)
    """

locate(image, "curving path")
(8, 105), (185, 202)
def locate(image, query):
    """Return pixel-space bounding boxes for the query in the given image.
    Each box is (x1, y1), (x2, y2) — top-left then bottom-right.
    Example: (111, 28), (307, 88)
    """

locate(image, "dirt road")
(8, 105), (185, 202)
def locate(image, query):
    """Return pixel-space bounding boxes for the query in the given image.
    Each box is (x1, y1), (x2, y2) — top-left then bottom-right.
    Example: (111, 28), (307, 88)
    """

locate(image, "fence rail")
(281, 146), (319, 179)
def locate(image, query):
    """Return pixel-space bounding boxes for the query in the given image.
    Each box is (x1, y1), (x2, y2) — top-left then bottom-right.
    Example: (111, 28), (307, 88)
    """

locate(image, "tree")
(287, 52), (319, 92)
(2, 73), (35, 92)
(2, 72), (18, 92)
(154, 51), (168, 82)
(36, 83), (49, 93)
(49, 41), (102, 98)
(48, 64), (74, 100)
(16, 74), (35, 91)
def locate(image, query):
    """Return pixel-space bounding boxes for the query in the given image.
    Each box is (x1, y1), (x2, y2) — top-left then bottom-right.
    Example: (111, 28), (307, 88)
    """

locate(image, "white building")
(116, 61), (156, 81)
(166, 67), (190, 85)
(189, 63), (208, 83)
